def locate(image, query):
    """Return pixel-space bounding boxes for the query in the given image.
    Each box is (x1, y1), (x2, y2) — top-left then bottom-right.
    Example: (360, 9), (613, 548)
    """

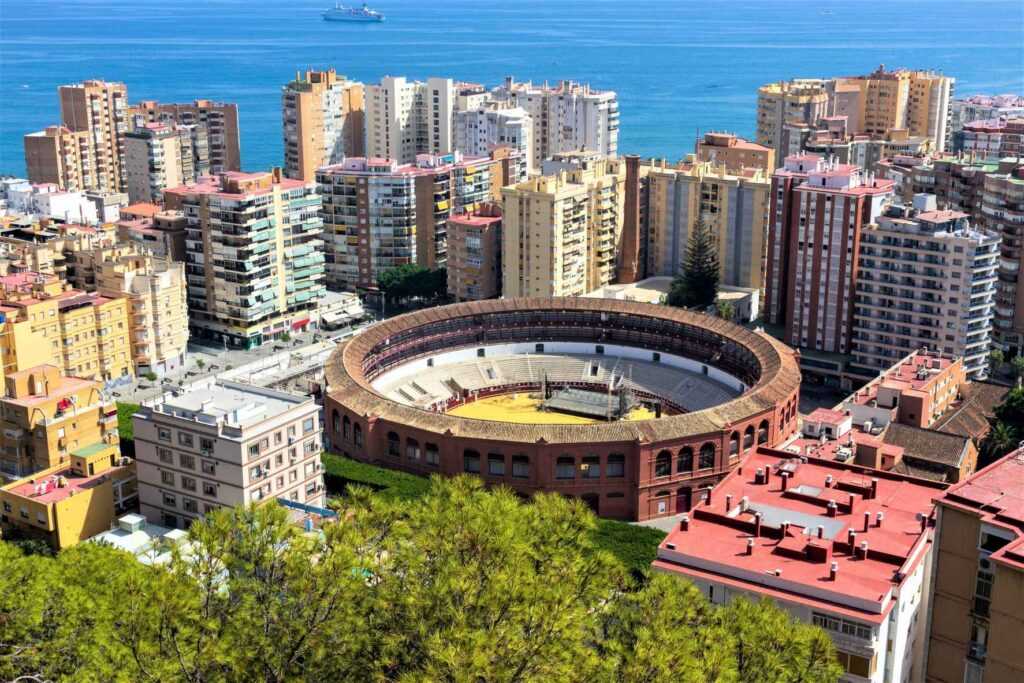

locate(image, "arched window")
(512, 455), (530, 479)
(677, 446), (694, 472)
(655, 490), (670, 498)
(353, 423), (362, 447)
(743, 425), (755, 451)
(386, 431), (400, 457)
(729, 431), (740, 456)
(757, 419), (769, 445)
(582, 454), (601, 479)
(463, 449), (481, 473)
(425, 443), (439, 466)
(654, 450), (672, 478)
(556, 456), (575, 480)
(342, 415), (351, 440)
(406, 438), (420, 461)
(607, 454), (625, 478)
(699, 442), (716, 469)
(331, 409), (340, 435)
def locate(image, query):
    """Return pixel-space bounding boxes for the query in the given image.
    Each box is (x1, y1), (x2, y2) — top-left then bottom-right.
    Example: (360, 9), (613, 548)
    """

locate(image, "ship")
(322, 3), (385, 22)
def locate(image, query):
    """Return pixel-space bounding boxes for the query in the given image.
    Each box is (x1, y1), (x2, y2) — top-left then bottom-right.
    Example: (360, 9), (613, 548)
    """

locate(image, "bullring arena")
(324, 298), (802, 521)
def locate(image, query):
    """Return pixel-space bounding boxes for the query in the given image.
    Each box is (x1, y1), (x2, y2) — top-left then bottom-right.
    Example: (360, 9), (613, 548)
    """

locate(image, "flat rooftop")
(654, 448), (945, 621)
(6, 464), (115, 505)
(152, 380), (310, 430)
(847, 351), (956, 408)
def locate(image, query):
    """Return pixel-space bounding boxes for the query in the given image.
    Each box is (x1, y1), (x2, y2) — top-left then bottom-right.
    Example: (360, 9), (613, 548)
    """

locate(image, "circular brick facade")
(324, 298), (801, 521)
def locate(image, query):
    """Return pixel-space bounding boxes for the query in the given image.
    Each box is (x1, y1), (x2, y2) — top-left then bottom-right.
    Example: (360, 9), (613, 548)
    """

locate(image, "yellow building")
(0, 441), (135, 549)
(0, 365), (118, 477)
(0, 272), (134, 382)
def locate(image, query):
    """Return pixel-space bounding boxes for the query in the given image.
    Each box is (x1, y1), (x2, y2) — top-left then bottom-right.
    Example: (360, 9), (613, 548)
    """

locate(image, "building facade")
(949, 94), (1024, 148)
(165, 170), (325, 349)
(953, 118), (1024, 161)
(853, 196), (999, 379)
(282, 69), (365, 181)
(127, 99), (241, 174)
(57, 80), (130, 192)
(984, 164), (1024, 356)
(453, 105), (534, 171)
(756, 79), (832, 160)
(364, 76), (455, 163)
(123, 123), (193, 204)
(446, 203), (502, 301)
(23, 126), (95, 192)
(694, 132), (775, 174)
(133, 379), (325, 530)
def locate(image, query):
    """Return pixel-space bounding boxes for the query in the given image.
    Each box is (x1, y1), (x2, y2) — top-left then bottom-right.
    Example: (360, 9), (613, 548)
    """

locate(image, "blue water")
(2, 0), (1022, 176)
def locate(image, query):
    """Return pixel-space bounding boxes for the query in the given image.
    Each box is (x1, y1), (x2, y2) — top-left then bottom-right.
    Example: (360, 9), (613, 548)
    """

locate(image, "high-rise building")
(493, 77), (619, 170)
(984, 162), (1024, 356)
(281, 69), (365, 181)
(694, 132), (775, 174)
(133, 379), (325, 530)
(909, 156), (995, 222)
(453, 105), (534, 171)
(127, 99), (241, 174)
(852, 195), (999, 379)
(164, 170), (325, 349)
(317, 150), (519, 291)
(447, 203), (502, 302)
(123, 123), (195, 204)
(23, 125), (94, 192)
(654, 449), (945, 683)
(0, 272), (134, 383)
(364, 76), (455, 163)
(0, 364), (120, 478)
(953, 117), (1024, 160)
(57, 80), (130, 192)
(924, 447), (1024, 683)
(764, 154), (894, 354)
(756, 79), (831, 160)
(949, 94), (1024, 148)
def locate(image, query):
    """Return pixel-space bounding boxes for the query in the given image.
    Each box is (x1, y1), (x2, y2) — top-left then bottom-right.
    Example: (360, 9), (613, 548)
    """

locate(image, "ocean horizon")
(2, 0), (1023, 176)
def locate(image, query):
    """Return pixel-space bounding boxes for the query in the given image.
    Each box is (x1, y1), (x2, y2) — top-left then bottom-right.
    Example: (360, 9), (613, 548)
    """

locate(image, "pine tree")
(667, 218), (720, 309)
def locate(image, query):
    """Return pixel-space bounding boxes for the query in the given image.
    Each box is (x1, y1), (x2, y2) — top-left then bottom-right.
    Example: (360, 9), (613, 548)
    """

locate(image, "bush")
(142, 371), (158, 382)
(116, 402), (140, 459)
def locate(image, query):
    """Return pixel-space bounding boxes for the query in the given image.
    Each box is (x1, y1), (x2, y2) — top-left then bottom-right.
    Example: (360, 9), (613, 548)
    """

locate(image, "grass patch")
(320, 453), (664, 575)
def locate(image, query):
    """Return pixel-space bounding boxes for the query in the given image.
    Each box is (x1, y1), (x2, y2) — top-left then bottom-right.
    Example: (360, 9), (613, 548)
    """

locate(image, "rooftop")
(931, 381), (1010, 441)
(88, 513), (190, 566)
(6, 463), (116, 505)
(149, 379), (311, 432)
(846, 350), (957, 408)
(654, 448), (944, 621)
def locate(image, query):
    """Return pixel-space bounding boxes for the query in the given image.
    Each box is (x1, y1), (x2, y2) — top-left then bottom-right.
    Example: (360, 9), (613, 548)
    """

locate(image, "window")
(178, 432), (194, 447)
(303, 417), (315, 434)
(163, 492), (177, 507)
(757, 420), (769, 445)
(425, 443), (439, 466)
(343, 415), (351, 440)
(607, 454), (625, 478)
(699, 443), (715, 469)
(354, 424), (363, 447)
(535, 343), (544, 353)
(200, 437), (214, 453)
(248, 444), (260, 458)
(556, 456), (575, 480)
(743, 425), (754, 451)
(677, 447), (693, 472)
(512, 455), (529, 479)
(464, 450), (481, 473)
(158, 447), (173, 464)
(183, 498), (198, 514)
(179, 453), (195, 470)
(161, 471), (175, 486)
(654, 450), (671, 477)
(728, 432), (739, 456)
(812, 613), (872, 640)
(974, 570), (993, 617)
(488, 453), (505, 476)
(387, 431), (400, 457)
(406, 439), (420, 461)
(203, 482), (217, 497)
(331, 409), (340, 436)
(158, 428), (171, 442)
(834, 651), (874, 678)
(201, 460), (216, 475)
(181, 477), (196, 492)
(274, 432), (283, 446)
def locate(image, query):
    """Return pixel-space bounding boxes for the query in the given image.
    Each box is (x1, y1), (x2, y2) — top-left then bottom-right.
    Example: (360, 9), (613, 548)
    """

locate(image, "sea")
(2, 0), (1023, 177)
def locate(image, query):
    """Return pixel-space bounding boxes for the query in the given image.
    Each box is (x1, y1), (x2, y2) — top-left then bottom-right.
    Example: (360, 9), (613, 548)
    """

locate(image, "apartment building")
(694, 131), (775, 174)
(492, 77), (619, 170)
(364, 76), (455, 163)
(501, 173), (588, 297)
(925, 448), (1024, 683)
(56, 80), (130, 192)
(0, 273), (133, 383)
(654, 449), (945, 683)
(116, 205), (187, 262)
(756, 79), (832, 160)
(128, 99), (241, 174)
(984, 164), (1024, 355)
(953, 118), (1024, 161)
(453, 105), (534, 171)
(317, 150), (518, 291)
(165, 170), (325, 349)
(853, 196), (999, 379)
(949, 95), (1024, 147)
(282, 69), (365, 181)
(123, 123), (194, 203)
(23, 125), (95, 192)
(133, 379), (325, 530)
(0, 220), (110, 281)
(76, 245), (189, 377)
(909, 156), (994, 222)
(0, 440), (134, 549)
(447, 203), (502, 301)
(797, 117), (933, 174)
(643, 158), (771, 291)
(0, 364), (118, 477)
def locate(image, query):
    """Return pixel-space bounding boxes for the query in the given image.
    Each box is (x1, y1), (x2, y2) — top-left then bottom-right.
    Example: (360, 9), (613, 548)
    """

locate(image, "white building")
(454, 105), (534, 171)
(852, 194), (1000, 379)
(133, 379), (326, 530)
(364, 76), (455, 163)
(492, 77), (619, 170)
(1, 181), (100, 224)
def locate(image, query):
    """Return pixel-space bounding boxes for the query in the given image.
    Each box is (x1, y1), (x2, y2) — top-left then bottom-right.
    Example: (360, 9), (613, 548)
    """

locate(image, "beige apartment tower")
(57, 80), (129, 192)
(128, 99), (241, 174)
(282, 69), (365, 181)
(364, 76), (455, 164)
(23, 126), (94, 192)
(123, 124), (191, 204)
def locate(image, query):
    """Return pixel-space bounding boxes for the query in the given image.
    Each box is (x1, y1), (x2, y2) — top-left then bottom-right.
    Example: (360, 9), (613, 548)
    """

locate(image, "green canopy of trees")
(667, 219), (720, 310)
(1, 477), (843, 683)
(980, 385), (1024, 467)
(378, 264), (447, 303)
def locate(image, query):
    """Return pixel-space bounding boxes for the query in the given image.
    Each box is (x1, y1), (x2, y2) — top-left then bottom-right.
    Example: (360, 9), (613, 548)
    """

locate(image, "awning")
(291, 318), (311, 330)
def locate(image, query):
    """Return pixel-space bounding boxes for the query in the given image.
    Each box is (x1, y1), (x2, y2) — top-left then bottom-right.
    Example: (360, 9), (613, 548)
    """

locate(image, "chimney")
(859, 540), (869, 560)
(876, 511), (884, 528)
(765, 467), (772, 486)
(848, 493), (855, 511)
(781, 520), (790, 537)
(817, 525), (824, 539)
(746, 538), (755, 556)
(863, 511), (871, 532)
(755, 467), (764, 484)
(680, 514), (690, 532)
(726, 494), (733, 512)
(825, 474), (834, 488)
(870, 478), (878, 500)
(780, 471), (790, 491)
(740, 495), (749, 512)
(827, 501), (838, 517)
(754, 512), (762, 537)
(829, 561), (839, 581)
(705, 486), (713, 507)
(917, 512), (927, 533)
(848, 529), (857, 548)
